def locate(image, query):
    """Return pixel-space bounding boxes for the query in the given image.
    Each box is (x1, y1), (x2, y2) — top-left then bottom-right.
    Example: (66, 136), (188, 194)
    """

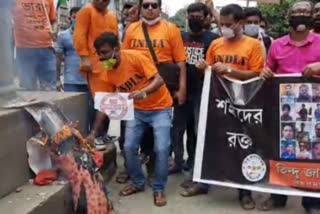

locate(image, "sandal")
(180, 185), (208, 197)
(180, 180), (194, 189)
(154, 192), (167, 207)
(168, 165), (182, 175)
(257, 197), (285, 211)
(116, 171), (129, 184)
(119, 184), (144, 196)
(240, 195), (256, 210)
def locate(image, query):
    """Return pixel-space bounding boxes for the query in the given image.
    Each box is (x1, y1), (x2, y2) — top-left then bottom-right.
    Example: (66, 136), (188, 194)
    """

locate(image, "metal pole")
(0, 1), (17, 106)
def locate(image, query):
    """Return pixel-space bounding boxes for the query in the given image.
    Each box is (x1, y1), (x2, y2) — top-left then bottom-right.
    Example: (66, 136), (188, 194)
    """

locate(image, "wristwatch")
(141, 91), (147, 99)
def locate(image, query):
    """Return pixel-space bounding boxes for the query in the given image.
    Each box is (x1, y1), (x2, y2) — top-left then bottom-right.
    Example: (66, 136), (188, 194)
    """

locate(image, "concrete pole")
(0, 0), (17, 105)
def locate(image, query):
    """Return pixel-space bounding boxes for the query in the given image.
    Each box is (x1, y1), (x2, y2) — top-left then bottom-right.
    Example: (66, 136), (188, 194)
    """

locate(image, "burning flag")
(23, 102), (112, 214)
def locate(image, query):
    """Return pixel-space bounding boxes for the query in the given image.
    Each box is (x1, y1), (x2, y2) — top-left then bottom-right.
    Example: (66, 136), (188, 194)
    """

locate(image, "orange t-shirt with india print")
(122, 20), (186, 63)
(106, 50), (172, 111)
(206, 36), (265, 76)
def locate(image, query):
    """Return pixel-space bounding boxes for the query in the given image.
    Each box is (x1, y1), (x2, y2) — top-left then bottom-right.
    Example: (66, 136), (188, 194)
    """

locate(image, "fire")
(51, 125), (73, 144)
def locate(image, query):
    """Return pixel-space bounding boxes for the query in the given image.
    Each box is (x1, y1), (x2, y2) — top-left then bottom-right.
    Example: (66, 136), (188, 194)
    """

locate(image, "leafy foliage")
(169, 8), (187, 30)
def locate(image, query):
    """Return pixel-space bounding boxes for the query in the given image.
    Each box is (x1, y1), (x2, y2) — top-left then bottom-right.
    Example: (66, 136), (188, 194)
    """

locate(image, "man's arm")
(48, 0), (58, 40)
(86, 111), (107, 144)
(176, 61), (187, 104)
(169, 24), (187, 105)
(226, 67), (259, 80)
(205, 0), (220, 31)
(73, 8), (91, 72)
(56, 52), (63, 90)
(129, 74), (164, 99)
(129, 54), (165, 99)
(55, 34), (64, 90)
(303, 62), (320, 78)
(142, 74), (164, 95)
(212, 62), (259, 81)
(73, 7), (90, 57)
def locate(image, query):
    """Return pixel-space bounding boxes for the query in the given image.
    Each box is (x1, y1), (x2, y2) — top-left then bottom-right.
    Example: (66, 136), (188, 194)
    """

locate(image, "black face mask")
(289, 16), (312, 31)
(313, 18), (320, 29)
(188, 19), (204, 33)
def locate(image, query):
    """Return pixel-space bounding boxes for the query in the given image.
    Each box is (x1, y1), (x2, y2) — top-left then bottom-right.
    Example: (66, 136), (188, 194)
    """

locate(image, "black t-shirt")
(182, 30), (219, 97)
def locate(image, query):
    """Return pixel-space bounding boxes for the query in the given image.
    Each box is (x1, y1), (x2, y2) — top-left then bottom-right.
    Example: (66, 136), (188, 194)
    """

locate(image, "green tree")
(258, 0), (294, 38)
(258, 0), (318, 38)
(169, 8), (187, 30)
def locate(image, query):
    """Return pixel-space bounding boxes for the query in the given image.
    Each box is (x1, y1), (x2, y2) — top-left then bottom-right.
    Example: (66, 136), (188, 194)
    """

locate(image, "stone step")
(0, 91), (90, 198)
(0, 148), (117, 214)
(0, 183), (71, 214)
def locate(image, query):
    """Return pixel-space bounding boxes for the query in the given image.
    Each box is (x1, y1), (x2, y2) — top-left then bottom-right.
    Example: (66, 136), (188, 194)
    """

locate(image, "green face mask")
(102, 58), (117, 70)
(101, 49), (117, 70)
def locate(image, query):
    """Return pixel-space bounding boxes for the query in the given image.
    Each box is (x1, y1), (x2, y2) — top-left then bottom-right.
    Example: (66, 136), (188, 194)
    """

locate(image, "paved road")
(108, 161), (305, 214)
(107, 121), (306, 214)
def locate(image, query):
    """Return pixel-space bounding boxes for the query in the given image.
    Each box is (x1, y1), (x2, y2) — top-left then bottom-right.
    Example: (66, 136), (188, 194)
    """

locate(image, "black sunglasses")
(142, 3), (159, 10)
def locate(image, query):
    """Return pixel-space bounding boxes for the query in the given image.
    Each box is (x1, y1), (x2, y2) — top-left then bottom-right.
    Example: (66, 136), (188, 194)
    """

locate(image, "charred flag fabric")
(194, 70), (320, 198)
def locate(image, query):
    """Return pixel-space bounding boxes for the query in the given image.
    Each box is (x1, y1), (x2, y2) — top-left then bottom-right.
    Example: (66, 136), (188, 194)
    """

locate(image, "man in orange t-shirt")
(13, 0), (57, 90)
(197, 3), (264, 210)
(87, 32), (172, 207)
(122, 0), (187, 105)
(73, 0), (118, 95)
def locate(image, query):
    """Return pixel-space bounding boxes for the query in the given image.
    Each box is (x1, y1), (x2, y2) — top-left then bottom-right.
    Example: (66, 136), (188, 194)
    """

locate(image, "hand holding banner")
(94, 92), (134, 121)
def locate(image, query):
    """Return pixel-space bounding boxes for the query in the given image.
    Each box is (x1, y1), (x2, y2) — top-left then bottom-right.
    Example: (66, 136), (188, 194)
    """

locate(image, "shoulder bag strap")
(142, 23), (159, 65)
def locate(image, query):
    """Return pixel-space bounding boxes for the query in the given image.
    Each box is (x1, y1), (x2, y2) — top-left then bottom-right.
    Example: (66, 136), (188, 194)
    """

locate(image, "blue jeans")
(16, 47), (56, 90)
(124, 108), (172, 192)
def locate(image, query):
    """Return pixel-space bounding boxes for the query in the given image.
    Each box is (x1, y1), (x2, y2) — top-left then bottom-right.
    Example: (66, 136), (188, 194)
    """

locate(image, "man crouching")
(87, 32), (172, 207)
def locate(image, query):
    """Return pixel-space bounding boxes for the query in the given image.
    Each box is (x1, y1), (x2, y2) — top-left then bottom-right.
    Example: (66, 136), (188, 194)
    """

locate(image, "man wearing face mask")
(56, 7), (86, 92)
(244, 7), (272, 55)
(197, 4), (264, 210)
(260, 1), (320, 214)
(119, 2), (135, 42)
(89, 32), (173, 207)
(170, 2), (218, 196)
(313, 2), (320, 34)
(122, 0), (187, 187)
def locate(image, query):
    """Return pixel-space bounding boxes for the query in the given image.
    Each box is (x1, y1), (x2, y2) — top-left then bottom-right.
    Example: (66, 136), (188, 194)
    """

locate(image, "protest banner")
(194, 69), (320, 198)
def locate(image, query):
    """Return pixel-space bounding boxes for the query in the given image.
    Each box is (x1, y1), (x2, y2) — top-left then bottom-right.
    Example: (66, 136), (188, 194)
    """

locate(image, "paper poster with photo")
(94, 92), (134, 121)
(194, 73), (320, 198)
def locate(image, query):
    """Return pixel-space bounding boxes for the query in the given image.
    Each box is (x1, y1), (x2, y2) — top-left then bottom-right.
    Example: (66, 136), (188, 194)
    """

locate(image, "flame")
(51, 125), (73, 144)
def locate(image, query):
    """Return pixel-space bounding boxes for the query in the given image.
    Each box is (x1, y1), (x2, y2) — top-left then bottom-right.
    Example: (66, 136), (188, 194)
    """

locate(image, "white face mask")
(221, 26), (235, 40)
(244, 24), (260, 37)
(141, 16), (161, 26)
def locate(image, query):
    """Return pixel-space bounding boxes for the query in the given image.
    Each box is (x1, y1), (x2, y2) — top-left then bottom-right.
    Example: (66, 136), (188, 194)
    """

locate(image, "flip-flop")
(119, 184), (144, 196)
(180, 185), (208, 197)
(154, 192), (167, 207)
(115, 171), (129, 184)
(240, 195), (256, 210)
